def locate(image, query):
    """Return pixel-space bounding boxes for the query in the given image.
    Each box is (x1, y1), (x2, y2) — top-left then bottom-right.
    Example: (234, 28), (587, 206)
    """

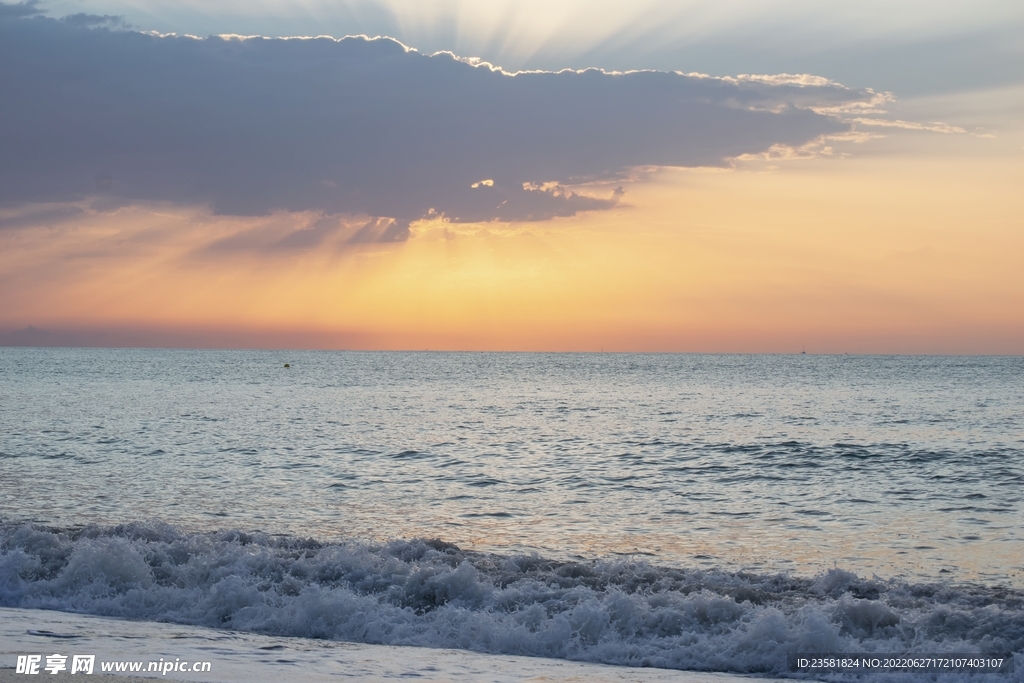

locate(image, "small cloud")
(0, 204), (85, 230)
(734, 129), (868, 163)
(734, 73), (838, 87)
(471, 179), (495, 189)
(0, 1), (43, 18)
(60, 13), (127, 29)
(851, 118), (966, 134)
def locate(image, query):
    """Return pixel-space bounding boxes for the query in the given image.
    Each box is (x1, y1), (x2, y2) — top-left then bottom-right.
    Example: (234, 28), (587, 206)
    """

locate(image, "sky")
(1, 1), (1022, 352)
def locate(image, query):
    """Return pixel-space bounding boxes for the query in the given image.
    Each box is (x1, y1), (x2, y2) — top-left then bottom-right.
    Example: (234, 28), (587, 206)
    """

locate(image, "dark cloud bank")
(1, 9), (877, 236)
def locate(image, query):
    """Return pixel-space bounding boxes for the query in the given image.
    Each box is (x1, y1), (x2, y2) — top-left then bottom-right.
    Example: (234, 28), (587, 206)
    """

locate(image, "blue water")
(2, 349), (1022, 678)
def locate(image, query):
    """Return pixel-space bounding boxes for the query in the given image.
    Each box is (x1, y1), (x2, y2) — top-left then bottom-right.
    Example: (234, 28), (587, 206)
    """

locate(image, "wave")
(1, 522), (1021, 681)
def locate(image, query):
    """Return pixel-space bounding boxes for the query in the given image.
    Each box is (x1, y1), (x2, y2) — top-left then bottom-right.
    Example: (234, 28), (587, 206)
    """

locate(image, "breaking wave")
(2, 522), (1021, 681)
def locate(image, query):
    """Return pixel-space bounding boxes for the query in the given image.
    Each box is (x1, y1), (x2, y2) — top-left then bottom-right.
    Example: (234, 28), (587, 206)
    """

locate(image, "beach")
(0, 608), (760, 683)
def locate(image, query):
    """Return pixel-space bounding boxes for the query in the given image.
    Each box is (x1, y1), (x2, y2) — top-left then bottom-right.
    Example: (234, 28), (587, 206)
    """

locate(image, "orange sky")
(2, 89), (1022, 353)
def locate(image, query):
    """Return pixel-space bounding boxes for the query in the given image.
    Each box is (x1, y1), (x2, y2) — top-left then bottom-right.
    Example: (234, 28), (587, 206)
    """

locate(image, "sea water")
(1, 349), (1022, 678)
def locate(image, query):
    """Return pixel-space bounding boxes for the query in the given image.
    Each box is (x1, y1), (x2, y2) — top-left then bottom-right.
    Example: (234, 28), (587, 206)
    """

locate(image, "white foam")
(1, 523), (1021, 681)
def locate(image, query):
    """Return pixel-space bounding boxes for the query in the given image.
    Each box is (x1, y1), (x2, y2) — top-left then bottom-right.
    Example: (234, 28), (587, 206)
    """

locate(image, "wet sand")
(1, 608), (771, 683)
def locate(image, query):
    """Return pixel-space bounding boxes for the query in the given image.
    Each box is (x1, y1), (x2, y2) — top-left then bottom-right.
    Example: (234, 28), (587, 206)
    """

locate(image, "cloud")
(0, 204), (86, 230)
(59, 13), (128, 29)
(0, 0), (125, 26)
(0, 13), (879, 233)
(851, 118), (966, 134)
(0, 1), (40, 18)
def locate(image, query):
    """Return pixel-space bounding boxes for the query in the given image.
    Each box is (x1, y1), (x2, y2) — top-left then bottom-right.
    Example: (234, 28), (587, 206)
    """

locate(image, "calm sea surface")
(2, 349), (1021, 585)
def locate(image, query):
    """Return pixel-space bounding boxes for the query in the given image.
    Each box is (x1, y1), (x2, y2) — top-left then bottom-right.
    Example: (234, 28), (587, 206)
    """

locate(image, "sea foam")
(1, 522), (1021, 681)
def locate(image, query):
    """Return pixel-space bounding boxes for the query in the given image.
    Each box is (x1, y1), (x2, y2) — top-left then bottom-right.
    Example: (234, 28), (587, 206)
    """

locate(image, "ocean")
(1, 349), (1022, 680)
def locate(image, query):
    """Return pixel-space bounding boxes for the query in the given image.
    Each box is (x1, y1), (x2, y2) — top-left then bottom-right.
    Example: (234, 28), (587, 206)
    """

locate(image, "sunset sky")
(2, 0), (1022, 352)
